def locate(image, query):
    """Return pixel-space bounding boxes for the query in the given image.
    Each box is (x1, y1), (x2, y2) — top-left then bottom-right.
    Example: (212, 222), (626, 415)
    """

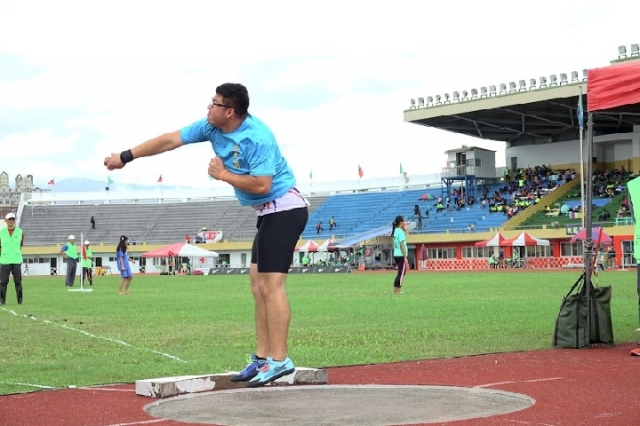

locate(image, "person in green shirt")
(0, 212), (24, 305)
(60, 235), (79, 287)
(82, 240), (94, 286)
(626, 176), (640, 333)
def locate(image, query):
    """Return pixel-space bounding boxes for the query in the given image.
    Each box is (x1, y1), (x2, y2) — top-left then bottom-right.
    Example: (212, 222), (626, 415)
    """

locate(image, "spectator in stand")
(413, 205), (423, 229)
(329, 216), (337, 231)
(316, 221), (323, 234)
(90, 216), (96, 230)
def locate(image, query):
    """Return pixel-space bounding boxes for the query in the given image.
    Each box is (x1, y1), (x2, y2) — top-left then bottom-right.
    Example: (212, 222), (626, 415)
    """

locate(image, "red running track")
(2, 343), (639, 426)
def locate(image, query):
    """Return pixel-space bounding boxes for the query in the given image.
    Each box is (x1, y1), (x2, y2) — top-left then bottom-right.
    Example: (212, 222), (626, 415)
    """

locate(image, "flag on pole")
(107, 176), (114, 186)
(47, 179), (55, 186)
(399, 163), (404, 175)
(157, 175), (163, 183)
(358, 165), (364, 179)
(309, 169), (313, 180)
(577, 90), (584, 130)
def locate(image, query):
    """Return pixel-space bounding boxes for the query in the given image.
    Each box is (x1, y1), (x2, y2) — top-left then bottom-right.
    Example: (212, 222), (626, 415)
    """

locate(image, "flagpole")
(578, 86), (585, 229)
(80, 232), (84, 290)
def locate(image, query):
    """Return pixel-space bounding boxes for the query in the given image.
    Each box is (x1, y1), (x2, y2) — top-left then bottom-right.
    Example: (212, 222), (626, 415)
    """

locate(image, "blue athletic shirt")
(179, 115), (296, 206)
(116, 249), (130, 271)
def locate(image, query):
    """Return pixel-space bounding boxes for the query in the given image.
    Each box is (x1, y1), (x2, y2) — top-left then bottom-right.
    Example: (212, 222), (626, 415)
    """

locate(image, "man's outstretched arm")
(104, 131), (184, 170)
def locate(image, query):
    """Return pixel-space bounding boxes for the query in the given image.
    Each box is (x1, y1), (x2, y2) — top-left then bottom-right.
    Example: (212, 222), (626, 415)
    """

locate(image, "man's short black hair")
(216, 83), (250, 118)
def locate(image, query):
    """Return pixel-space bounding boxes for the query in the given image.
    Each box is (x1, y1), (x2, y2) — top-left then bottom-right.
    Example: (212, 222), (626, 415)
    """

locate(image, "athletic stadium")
(8, 45), (640, 277)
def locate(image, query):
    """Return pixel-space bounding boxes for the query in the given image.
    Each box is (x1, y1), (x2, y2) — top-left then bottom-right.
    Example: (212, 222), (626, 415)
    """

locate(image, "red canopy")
(295, 240), (319, 252)
(570, 227), (612, 245)
(502, 232), (550, 247)
(474, 232), (506, 247)
(588, 61), (640, 112)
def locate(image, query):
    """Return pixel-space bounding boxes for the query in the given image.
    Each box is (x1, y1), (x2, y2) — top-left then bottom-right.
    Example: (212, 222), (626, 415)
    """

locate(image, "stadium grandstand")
(403, 44), (640, 270)
(14, 44), (640, 276)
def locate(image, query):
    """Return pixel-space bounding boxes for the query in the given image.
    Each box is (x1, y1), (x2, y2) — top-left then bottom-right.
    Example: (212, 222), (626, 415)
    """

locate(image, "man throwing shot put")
(103, 83), (309, 388)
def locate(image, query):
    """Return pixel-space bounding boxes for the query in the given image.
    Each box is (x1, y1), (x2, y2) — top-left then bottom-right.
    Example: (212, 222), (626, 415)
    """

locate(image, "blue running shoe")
(246, 356), (295, 388)
(230, 354), (265, 382)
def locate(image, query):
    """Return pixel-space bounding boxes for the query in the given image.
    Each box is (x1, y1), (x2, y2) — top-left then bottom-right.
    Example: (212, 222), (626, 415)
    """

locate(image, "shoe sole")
(245, 367), (295, 388)
(229, 375), (255, 383)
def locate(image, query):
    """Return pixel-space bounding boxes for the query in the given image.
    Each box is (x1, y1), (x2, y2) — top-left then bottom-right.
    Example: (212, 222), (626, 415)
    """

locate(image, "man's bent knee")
(257, 272), (288, 297)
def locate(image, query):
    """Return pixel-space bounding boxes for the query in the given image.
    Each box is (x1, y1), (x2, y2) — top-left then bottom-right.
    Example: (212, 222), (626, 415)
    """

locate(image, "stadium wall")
(21, 242), (254, 276)
(505, 130), (640, 172)
(18, 224), (636, 275)
(402, 226), (635, 270)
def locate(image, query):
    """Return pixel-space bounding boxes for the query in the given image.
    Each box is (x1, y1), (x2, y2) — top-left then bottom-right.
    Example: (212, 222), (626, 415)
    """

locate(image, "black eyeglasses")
(6, 218), (15, 221)
(211, 99), (233, 109)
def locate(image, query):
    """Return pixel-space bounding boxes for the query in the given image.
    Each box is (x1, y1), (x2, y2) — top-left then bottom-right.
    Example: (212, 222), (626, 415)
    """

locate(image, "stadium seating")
(21, 179), (567, 246)
(517, 172), (632, 229)
(19, 195), (330, 246)
(301, 185), (510, 239)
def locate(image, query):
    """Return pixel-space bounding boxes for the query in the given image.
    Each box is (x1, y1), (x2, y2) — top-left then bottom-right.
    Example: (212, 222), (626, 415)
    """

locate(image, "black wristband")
(120, 149), (134, 164)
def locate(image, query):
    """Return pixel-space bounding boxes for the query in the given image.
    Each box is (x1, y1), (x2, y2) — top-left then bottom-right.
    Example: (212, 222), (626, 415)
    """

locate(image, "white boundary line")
(475, 377), (563, 388)
(2, 308), (187, 363)
(102, 420), (168, 426)
(0, 382), (58, 389)
(501, 420), (558, 426)
(79, 387), (133, 392)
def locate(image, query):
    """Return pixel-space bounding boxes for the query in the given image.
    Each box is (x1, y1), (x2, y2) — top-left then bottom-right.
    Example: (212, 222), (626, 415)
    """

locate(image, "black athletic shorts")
(251, 207), (309, 273)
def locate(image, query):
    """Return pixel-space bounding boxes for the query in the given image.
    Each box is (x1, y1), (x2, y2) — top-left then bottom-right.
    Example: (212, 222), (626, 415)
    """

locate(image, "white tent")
(142, 242), (219, 258)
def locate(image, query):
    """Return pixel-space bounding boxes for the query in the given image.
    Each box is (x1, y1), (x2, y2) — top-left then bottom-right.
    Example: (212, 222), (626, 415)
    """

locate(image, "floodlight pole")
(583, 112), (595, 345)
(584, 113), (594, 286)
(80, 232), (84, 290)
(578, 86), (586, 230)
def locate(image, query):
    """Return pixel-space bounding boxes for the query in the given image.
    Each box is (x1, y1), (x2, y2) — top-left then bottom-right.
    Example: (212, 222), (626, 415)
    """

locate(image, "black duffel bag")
(553, 273), (614, 348)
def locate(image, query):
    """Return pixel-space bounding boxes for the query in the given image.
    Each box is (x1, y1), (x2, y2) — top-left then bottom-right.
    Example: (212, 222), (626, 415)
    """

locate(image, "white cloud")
(0, 128), (77, 158)
(1, 0), (639, 188)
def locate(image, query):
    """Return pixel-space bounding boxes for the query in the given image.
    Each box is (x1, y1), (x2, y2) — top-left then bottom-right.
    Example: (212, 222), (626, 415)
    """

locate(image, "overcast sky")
(1, 0), (637, 188)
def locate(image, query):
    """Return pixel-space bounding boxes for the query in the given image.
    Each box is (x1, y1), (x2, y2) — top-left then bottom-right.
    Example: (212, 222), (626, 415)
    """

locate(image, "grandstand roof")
(444, 146), (495, 154)
(404, 70), (640, 145)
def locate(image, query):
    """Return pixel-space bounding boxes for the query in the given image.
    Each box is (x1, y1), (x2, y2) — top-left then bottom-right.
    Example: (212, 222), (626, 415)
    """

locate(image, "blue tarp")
(336, 223), (392, 247)
(563, 198), (611, 209)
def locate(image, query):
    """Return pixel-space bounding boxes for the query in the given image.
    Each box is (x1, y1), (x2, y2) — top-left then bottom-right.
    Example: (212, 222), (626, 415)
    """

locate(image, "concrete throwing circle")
(144, 384), (535, 425)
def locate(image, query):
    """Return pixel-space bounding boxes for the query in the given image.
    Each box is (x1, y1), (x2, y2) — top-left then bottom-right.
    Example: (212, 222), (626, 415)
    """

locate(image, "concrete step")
(136, 367), (328, 398)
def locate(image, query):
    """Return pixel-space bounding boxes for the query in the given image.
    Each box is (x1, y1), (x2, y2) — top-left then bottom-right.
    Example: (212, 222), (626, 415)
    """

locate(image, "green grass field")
(0, 270), (638, 395)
